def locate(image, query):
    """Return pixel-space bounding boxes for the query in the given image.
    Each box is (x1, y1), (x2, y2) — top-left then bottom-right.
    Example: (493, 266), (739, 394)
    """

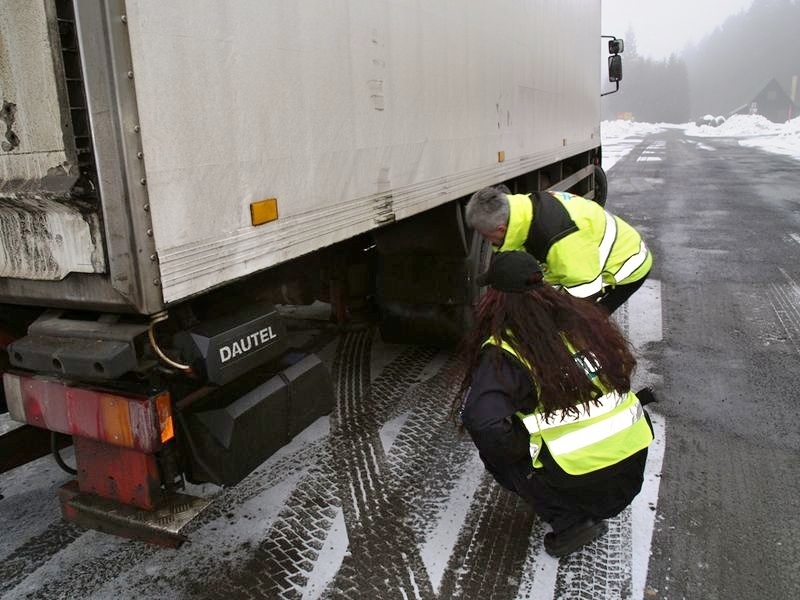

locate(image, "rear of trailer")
(0, 0), (615, 544)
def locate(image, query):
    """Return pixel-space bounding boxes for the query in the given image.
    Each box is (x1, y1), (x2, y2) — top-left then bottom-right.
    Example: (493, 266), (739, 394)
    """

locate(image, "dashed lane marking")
(631, 413), (666, 599)
(637, 141), (665, 162)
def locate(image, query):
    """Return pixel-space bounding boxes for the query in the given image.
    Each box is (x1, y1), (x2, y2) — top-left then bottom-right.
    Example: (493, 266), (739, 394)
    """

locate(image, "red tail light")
(2, 372), (173, 453)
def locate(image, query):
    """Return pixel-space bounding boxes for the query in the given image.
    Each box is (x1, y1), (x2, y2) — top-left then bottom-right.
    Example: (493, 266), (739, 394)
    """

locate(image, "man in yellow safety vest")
(466, 185), (652, 314)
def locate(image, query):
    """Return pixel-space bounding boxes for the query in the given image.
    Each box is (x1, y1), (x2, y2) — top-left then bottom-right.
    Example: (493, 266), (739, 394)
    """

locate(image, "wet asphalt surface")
(609, 130), (800, 599)
(2, 129), (800, 599)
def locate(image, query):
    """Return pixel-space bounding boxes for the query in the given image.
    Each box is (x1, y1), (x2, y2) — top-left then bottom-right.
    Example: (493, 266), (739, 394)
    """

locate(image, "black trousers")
(511, 410), (653, 533)
(524, 446), (649, 532)
(597, 271), (650, 315)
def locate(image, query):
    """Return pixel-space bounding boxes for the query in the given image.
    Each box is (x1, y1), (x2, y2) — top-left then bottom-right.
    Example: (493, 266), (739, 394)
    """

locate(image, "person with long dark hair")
(453, 250), (654, 557)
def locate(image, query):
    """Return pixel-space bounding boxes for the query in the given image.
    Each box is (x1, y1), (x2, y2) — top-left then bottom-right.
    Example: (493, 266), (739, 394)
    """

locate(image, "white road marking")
(617, 279), (665, 600)
(637, 142), (665, 162)
(301, 506), (348, 600)
(418, 451), (486, 593)
(625, 279), (664, 352)
(631, 412), (666, 599)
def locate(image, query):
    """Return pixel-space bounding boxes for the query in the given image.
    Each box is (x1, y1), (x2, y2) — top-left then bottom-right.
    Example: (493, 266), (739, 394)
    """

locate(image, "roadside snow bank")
(683, 114), (800, 160)
(601, 120), (668, 139)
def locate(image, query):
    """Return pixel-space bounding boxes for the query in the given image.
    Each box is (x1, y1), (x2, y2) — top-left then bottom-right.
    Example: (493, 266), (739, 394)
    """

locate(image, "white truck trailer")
(0, 0), (621, 544)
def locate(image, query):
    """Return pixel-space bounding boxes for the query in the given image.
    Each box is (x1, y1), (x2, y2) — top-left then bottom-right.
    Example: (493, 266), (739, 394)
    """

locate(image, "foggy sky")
(601, 0), (755, 60)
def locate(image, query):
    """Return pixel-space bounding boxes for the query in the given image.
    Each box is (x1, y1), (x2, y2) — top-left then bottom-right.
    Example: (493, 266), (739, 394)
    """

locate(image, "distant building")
(728, 78), (797, 123)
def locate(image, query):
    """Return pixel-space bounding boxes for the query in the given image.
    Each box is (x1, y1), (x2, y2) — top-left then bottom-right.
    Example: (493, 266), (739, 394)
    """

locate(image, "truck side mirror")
(608, 55), (623, 83)
(601, 36), (624, 96)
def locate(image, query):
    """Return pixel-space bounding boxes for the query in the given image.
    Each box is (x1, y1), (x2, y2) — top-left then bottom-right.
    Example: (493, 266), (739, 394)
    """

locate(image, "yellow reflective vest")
(497, 191), (652, 298)
(483, 336), (653, 476)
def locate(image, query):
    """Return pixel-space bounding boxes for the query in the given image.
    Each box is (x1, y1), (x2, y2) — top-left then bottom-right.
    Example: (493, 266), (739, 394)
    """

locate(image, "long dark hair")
(453, 280), (636, 421)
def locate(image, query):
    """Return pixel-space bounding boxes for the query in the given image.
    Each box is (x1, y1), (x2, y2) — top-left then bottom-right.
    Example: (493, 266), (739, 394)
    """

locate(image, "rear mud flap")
(183, 353), (334, 486)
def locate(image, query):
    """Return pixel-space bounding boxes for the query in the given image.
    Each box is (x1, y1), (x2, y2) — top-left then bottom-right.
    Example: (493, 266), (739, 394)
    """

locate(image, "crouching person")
(453, 251), (654, 557)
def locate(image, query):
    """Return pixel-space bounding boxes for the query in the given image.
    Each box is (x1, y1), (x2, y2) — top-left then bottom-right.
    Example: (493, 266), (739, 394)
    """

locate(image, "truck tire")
(377, 210), (492, 348)
(468, 229), (492, 301)
(594, 164), (608, 207)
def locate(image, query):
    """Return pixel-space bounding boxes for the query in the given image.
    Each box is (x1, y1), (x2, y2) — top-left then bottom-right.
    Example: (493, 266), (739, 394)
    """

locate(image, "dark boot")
(543, 519), (608, 557)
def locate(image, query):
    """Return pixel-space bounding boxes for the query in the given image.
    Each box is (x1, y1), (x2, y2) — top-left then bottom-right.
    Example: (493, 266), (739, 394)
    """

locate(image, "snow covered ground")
(601, 113), (800, 171)
(1, 113), (798, 600)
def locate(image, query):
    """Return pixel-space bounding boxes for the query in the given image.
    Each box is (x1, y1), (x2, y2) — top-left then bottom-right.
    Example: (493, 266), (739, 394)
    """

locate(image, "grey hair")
(465, 186), (510, 232)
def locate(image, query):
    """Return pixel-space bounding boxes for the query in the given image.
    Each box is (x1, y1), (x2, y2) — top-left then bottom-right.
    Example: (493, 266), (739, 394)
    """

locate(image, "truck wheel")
(468, 229), (492, 304)
(377, 214), (492, 347)
(593, 165), (608, 207)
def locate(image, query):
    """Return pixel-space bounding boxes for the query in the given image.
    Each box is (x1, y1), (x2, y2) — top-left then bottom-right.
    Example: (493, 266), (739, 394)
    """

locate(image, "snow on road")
(3, 114), (798, 599)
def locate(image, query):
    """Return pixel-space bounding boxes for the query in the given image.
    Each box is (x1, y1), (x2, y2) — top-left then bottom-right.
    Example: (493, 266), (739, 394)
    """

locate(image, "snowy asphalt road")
(0, 301), (664, 599)
(608, 128), (800, 600)
(3, 126), (800, 599)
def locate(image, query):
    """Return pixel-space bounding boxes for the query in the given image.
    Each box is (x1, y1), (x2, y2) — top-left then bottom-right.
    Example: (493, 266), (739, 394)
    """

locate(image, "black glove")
(635, 386), (658, 406)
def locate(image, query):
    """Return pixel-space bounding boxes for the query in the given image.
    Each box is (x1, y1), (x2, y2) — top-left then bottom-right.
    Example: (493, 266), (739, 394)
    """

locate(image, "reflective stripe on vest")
(564, 275), (604, 298)
(484, 336), (653, 475)
(595, 211), (651, 285)
(520, 393), (644, 456)
(561, 210), (616, 297)
(598, 210), (617, 269)
(613, 239), (649, 282)
(555, 205), (648, 296)
(518, 389), (626, 432)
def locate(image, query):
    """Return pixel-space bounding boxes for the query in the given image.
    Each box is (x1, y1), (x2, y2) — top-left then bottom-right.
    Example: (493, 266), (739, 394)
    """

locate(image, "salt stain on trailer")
(0, 197), (105, 280)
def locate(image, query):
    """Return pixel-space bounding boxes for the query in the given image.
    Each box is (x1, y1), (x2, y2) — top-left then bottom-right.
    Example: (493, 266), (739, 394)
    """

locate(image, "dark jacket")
(498, 191), (652, 298)
(460, 346), (650, 528)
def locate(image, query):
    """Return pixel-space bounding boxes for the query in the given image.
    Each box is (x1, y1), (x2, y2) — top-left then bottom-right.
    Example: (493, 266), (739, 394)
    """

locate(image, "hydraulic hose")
(148, 311), (192, 372)
(51, 432), (77, 475)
